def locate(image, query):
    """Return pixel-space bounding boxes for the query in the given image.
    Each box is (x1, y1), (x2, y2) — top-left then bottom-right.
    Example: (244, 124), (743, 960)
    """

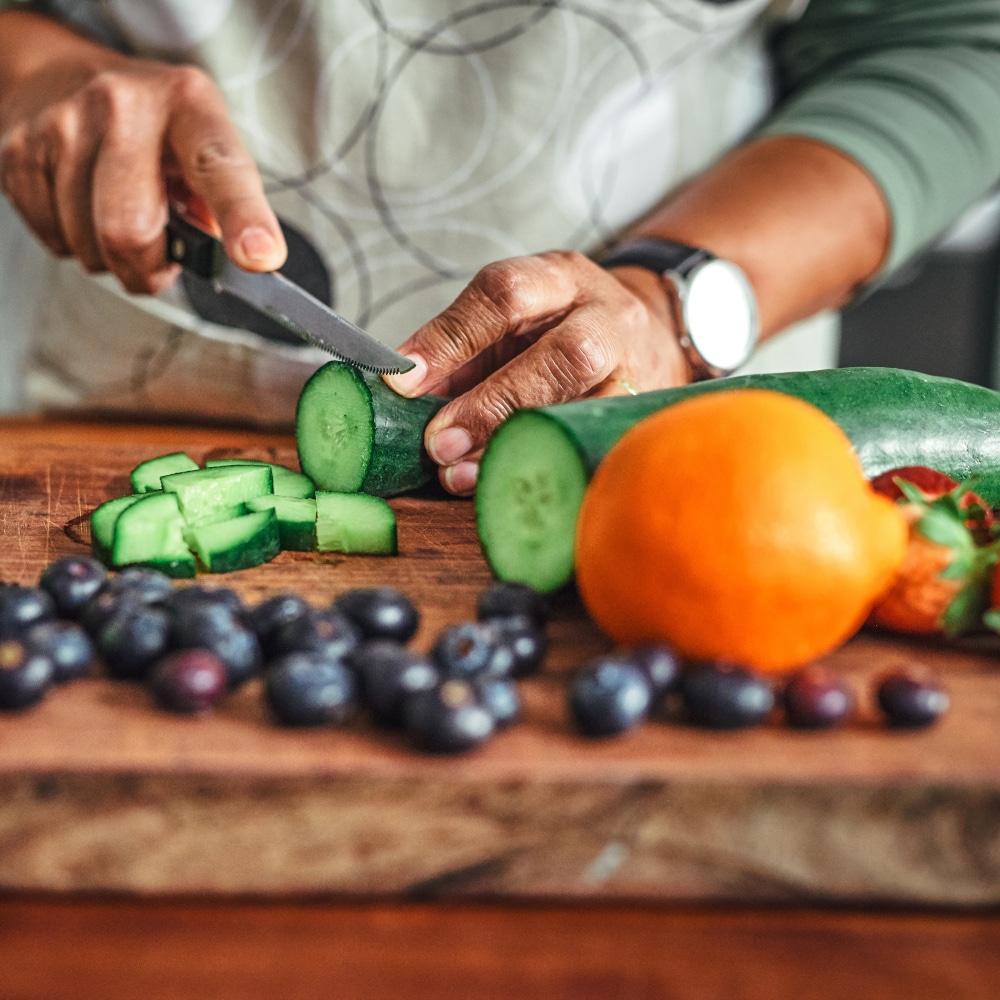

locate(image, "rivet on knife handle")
(166, 211), (224, 279)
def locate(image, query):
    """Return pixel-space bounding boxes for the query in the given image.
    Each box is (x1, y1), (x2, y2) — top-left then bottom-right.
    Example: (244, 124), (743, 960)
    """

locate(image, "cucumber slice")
(111, 491), (196, 579)
(247, 495), (317, 551)
(161, 465), (274, 525)
(130, 452), (199, 493)
(296, 362), (446, 497)
(205, 460), (315, 499)
(91, 493), (146, 565)
(475, 412), (587, 593)
(187, 510), (282, 573)
(315, 492), (397, 554)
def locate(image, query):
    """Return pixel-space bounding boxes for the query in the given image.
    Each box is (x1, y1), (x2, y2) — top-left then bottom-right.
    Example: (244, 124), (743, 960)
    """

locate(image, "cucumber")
(296, 362), (446, 497)
(187, 510), (282, 573)
(247, 495), (317, 551)
(315, 492), (397, 554)
(476, 367), (1000, 593)
(130, 452), (199, 493)
(91, 493), (146, 564)
(111, 491), (196, 578)
(161, 465), (274, 525)
(206, 459), (315, 499)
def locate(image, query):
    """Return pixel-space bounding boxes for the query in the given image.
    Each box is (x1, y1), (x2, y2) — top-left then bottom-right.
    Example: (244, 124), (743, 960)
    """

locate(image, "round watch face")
(681, 259), (759, 374)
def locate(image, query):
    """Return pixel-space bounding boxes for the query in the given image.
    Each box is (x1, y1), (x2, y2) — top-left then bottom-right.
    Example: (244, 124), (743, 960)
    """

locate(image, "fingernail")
(238, 227), (279, 267)
(428, 426), (473, 466)
(384, 354), (427, 397)
(444, 461), (479, 495)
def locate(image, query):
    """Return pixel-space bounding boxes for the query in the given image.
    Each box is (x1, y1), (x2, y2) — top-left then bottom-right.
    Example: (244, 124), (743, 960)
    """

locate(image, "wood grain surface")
(1, 418), (999, 905)
(2, 898), (1000, 1000)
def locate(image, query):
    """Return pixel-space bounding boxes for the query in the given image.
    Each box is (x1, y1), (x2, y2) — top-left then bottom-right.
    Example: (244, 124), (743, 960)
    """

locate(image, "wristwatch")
(599, 238), (760, 379)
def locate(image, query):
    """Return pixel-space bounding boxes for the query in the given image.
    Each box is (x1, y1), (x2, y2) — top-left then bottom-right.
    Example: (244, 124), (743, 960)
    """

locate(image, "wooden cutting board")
(0, 418), (998, 906)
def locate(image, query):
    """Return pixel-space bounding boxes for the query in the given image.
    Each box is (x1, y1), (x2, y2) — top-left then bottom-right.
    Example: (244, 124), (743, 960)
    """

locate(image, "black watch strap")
(598, 238), (713, 279)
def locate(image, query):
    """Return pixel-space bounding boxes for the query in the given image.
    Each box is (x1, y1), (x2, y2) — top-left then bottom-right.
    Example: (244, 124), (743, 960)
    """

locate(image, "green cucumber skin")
(297, 363), (446, 498)
(528, 367), (1000, 506)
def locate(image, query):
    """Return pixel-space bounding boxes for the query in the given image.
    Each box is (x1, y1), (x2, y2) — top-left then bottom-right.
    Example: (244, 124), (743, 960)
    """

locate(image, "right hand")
(0, 47), (286, 294)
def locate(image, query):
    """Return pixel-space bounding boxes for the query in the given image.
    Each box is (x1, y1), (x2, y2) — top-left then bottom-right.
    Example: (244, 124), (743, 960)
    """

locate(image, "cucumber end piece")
(476, 412), (588, 593)
(296, 363), (375, 493)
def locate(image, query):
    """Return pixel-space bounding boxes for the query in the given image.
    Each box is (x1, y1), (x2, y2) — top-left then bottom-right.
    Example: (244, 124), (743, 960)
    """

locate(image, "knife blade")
(165, 210), (415, 375)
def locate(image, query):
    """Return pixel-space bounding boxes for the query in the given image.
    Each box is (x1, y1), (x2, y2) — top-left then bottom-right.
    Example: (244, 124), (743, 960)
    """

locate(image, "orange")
(575, 388), (907, 673)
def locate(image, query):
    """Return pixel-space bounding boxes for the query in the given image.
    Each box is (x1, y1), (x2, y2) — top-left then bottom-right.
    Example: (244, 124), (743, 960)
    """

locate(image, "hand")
(0, 43), (285, 294)
(384, 251), (692, 495)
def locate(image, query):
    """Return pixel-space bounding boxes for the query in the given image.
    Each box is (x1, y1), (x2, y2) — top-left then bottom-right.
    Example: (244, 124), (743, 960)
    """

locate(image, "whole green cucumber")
(296, 362), (446, 497)
(476, 367), (1000, 593)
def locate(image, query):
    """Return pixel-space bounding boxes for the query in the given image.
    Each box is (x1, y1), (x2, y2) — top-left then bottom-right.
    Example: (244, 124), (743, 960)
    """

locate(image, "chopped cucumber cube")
(111, 491), (196, 578)
(315, 492), (397, 555)
(161, 465), (274, 525)
(130, 452), (199, 493)
(187, 510), (282, 573)
(247, 495), (317, 551)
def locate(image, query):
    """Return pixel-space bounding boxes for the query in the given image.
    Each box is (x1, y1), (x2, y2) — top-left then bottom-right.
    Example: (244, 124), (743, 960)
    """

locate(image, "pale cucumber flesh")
(475, 412), (587, 593)
(130, 452), (199, 493)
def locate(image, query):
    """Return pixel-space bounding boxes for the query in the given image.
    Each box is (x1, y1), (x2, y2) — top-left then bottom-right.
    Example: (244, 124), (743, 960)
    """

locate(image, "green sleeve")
(759, 0), (1000, 276)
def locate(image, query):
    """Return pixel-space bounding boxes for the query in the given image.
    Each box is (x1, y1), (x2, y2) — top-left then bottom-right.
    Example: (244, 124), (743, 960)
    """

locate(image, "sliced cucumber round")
(247, 495), (317, 551)
(475, 412), (587, 593)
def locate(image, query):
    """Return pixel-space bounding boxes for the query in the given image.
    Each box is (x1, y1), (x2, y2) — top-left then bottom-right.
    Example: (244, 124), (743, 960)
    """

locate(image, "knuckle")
(539, 248), (588, 272)
(99, 216), (160, 259)
(168, 64), (216, 103)
(548, 326), (615, 385)
(83, 71), (136, 119)
(473, 259), (535, 324)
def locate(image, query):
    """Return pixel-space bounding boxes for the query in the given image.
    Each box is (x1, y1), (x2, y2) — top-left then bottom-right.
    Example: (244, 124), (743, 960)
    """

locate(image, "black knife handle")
(166, 211), (224, 279)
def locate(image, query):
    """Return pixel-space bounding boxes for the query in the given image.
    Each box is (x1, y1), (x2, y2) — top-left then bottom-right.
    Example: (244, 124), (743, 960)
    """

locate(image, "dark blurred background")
(839, 192), (1000, 388)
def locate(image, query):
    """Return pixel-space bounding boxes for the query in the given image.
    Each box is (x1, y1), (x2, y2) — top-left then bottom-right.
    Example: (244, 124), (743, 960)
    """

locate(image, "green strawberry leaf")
(918, 507), (974, 553)
(942, 581), (989, 637)
(895, 479), (930, 505)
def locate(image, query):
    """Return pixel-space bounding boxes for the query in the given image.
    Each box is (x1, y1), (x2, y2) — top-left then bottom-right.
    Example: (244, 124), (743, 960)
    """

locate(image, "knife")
(165, 209), (415, 375)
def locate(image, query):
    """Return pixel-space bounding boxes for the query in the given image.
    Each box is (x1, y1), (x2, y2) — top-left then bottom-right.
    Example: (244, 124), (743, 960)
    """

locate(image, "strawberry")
(870, 466), (994, 541)
(869, 479), (997, 637)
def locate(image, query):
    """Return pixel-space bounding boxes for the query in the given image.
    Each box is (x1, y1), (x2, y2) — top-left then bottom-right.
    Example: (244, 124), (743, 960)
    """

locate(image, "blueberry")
(484, 617), (546, 678)
(166, 585), (244, 618)
(476, 582), (547, 627)
(100, 567), (174, 605)
(39, 556), (107, 618)
(248, 593), (313, 657)
(169, 604), (263, 689)
(150, 649), (228, 714)
(96, 604), (172, 681)
(569, 657), (651, 737)
(351, 639), (439, 728)
(24, 621), (94, 683)
(783, 667), (854, 729)
(403, 679), (495, 753)
(0, 638), (54, 710)
(631, 644), (681, 699)
(431, 622), (498, 679)
(334, 587), (419, 643)
(264, 653), (357, 727)
(270, 608), (360, 661)
(681, 662), (774, 730)
(0, 585), (55, 638)
(877, 671), (949, 728)
(475, 676), (521, 729)
(81, 589), (143, 637)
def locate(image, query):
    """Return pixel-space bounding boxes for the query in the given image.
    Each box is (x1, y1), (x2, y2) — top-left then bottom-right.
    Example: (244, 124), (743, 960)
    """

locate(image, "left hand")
(383, 251), (691, 495)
